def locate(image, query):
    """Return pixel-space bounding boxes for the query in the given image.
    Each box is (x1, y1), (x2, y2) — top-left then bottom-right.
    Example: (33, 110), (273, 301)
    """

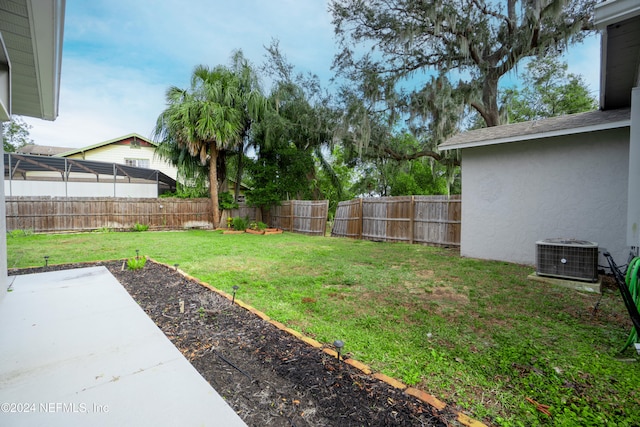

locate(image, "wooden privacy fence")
(220, 204), (260, 225)
(6, 197), (212, 232)
(266, 200), (329, 236)
(331, 195), (461, 247)
(6, 197), (330, 235)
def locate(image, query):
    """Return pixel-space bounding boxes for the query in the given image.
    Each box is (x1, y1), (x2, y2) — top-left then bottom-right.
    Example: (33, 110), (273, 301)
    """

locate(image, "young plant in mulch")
(127, 255), (147, 270)
(249, 221), (267, 231)
(246, 221), (268, 234)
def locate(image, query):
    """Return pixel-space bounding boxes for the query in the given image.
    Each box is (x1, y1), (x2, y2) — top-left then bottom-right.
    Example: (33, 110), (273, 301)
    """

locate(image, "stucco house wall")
(461, 127), (629, 266)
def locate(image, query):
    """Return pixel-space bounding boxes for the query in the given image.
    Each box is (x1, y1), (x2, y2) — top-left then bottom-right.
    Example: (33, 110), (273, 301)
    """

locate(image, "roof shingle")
(440, 108), (631, 150)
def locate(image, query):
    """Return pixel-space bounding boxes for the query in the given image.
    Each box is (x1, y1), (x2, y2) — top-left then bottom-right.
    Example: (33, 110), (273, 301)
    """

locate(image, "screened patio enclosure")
(4, 153), (177, 198)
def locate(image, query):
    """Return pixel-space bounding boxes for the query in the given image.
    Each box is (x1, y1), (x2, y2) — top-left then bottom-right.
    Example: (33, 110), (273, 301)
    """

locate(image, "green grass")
(7, 230), (640, 426)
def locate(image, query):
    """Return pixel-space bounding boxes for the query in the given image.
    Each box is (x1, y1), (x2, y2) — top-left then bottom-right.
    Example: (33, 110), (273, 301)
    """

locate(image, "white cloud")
(25, 0), (338, 148)
(24, 58), (167, 148)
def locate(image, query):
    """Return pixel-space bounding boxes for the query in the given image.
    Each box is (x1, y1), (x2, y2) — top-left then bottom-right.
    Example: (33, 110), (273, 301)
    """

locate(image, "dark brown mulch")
(11, 261), (457, 427)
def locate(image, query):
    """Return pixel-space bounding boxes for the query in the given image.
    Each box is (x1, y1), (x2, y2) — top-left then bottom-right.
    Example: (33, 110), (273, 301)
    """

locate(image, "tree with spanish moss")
(330, 0), (596, 161)
(247, 42), (343, 212)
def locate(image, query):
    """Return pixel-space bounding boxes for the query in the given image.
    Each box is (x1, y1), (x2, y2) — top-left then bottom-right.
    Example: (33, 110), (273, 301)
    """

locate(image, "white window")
(125, 158), (150, 168)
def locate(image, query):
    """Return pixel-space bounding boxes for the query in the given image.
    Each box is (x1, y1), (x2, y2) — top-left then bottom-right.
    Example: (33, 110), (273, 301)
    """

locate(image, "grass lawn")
(7, 230), (640, 426)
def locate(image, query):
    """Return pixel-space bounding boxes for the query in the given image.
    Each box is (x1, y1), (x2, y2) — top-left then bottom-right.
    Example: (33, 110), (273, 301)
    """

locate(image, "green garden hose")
(622, 257), (640, 351)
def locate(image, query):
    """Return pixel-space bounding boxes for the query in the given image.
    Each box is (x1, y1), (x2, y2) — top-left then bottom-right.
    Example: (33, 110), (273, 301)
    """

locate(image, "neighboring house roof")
(16, 144), (73, 156)
(55, 133), (156, 157)
(0, 0), (65, 120)
(439, 108), (631, 151)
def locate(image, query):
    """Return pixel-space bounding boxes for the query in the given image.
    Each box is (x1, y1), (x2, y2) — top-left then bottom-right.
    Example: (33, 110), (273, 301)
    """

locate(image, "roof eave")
(0, 33), (11, 121)
(595, 0), (640, 29)
(440, 119), (631, 151)
(25, 0), (65, 120)
(56, 133), (156, 157)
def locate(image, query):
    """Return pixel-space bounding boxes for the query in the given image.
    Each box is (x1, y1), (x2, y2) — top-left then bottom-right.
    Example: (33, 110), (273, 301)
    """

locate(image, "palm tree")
(154, 65), (243, 228)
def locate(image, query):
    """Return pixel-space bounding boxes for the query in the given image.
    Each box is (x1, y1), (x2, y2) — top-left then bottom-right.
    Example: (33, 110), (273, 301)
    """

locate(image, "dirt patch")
(429, 286), (470, 305)
(416, 270), (435, 279)
(11, 261), (456, 427)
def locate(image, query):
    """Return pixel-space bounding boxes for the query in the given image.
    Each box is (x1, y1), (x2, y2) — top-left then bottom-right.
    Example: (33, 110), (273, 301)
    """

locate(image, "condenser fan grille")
(536, 239), (598, 282)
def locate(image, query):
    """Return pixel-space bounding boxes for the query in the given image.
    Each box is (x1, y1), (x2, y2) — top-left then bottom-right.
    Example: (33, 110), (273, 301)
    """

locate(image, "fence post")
(409, 195), (415, 244)
(290, 200), (295, 232)
(322, 200), (329, 236)
(8, 153), (12, 197)
(358, 197), (363, 240)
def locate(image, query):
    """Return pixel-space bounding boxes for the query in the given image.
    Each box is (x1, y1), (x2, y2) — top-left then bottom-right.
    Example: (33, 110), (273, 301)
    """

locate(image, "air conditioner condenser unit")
(536, 239), (598, 282)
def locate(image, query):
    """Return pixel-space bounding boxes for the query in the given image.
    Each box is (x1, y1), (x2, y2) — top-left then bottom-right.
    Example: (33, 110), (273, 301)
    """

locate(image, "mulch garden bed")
(11, 260), (460, 427)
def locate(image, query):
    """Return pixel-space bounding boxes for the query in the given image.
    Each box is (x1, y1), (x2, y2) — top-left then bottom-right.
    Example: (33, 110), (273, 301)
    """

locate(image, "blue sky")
(24, 0), (601, 149)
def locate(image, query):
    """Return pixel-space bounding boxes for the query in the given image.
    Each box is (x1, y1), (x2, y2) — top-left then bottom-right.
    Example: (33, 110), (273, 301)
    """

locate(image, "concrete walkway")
(0, 267), (247, 426)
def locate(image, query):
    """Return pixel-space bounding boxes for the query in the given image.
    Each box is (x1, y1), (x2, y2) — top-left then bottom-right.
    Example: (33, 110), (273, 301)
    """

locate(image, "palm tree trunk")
(234, 141), (244, 203)
(209, 144), (220, 228)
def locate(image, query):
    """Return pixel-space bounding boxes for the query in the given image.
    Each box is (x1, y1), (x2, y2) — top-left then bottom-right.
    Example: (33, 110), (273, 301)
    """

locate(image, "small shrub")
(249, 221), (267, 231)
(94, 226), (112, 233)
(232, 216), (248, 231)
(127, 256), (147, 270)
(131, 223), (149, 232)
(219, 191), (239, 210)
(8, 229), (34, 238)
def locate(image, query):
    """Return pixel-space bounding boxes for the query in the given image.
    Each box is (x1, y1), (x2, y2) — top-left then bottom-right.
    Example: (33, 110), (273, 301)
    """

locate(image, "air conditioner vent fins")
(536, 238), (598, 282)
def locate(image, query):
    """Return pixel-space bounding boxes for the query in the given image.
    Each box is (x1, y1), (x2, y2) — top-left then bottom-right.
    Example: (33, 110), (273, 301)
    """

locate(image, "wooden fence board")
(331, 198), (362, 238)
(6, 197), (330, 236)
(5, 197), (215, 232)
(332, 195), (461, 247)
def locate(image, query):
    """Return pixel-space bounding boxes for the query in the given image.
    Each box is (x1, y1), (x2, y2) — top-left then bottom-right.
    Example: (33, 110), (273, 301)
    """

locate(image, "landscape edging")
(151, 258), (488, 427)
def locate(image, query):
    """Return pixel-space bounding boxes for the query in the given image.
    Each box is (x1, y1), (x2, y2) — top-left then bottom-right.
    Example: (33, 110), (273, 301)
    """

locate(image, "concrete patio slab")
(0, 267), (247, 426)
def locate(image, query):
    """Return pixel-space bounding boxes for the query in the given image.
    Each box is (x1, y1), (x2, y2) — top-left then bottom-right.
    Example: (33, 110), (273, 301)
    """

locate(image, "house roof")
(0, 0), (65, 120)
(55, 133), (156, 157)
(16, 144), (73, 156)
(439, 108), (631, 151)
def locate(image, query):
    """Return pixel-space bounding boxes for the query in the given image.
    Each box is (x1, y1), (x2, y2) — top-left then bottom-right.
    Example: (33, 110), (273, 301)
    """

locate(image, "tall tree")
(227, 50), (267, 202)
(154, 65), (243, 228)
(248, 42), (341, 209)
(500, 56), (597, 123)
(3, 116), (33, 152)
(331, 0), (595, 135)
